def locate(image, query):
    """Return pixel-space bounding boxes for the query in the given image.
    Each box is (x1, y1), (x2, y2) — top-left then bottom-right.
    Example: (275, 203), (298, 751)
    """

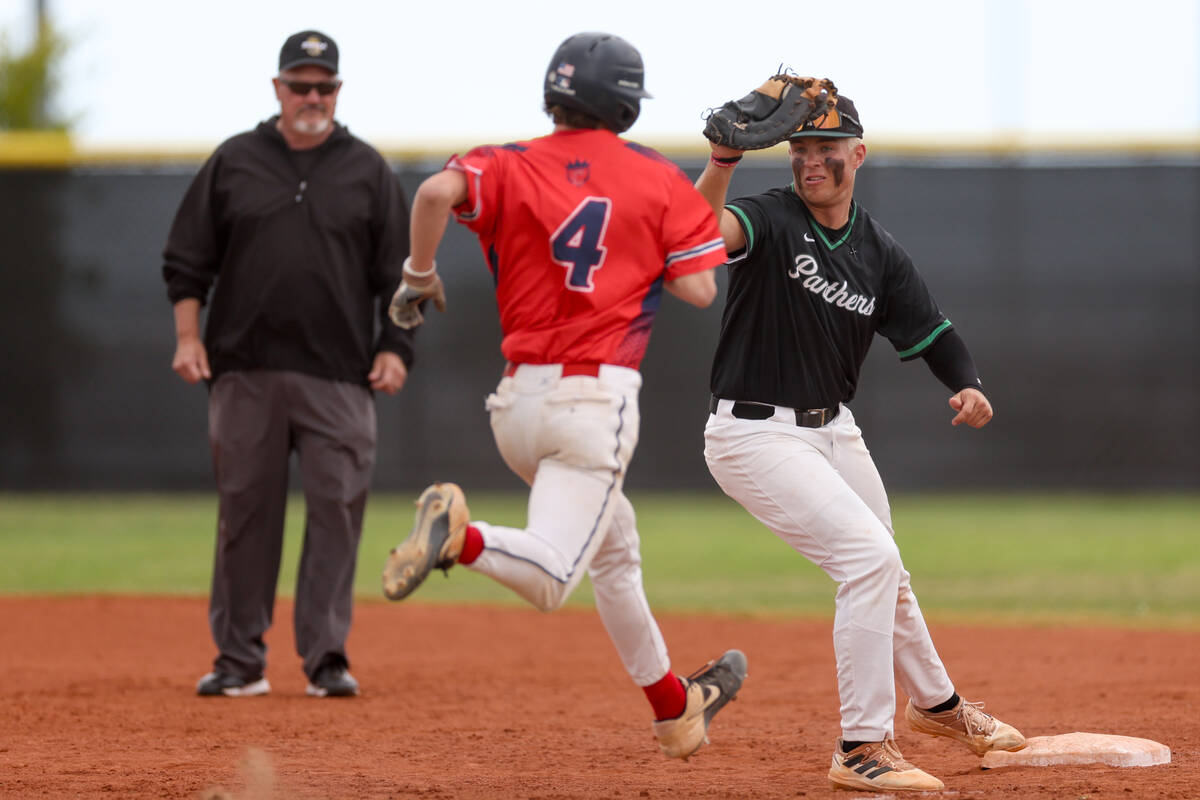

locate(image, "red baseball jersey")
(448, 128), (726, 369)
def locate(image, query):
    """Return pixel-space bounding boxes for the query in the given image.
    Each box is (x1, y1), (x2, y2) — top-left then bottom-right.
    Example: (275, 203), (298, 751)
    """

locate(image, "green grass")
(1, 491), (1197, 626)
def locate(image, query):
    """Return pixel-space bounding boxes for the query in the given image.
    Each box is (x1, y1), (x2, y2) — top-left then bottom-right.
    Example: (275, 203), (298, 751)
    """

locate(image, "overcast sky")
(2, 0), (1198, 151)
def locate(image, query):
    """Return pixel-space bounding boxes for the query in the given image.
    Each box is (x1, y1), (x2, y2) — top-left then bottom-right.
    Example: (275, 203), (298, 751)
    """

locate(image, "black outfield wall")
(1, 152), (1196, 492)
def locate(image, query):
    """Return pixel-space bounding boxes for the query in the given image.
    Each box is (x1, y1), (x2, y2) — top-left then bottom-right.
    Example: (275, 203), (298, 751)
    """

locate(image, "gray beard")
(292, 117), (331, 136)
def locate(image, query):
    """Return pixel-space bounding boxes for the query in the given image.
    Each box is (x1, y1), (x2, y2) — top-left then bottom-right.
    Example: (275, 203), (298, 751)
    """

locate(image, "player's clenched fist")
(388, 268), (446, 330)
(949, 388), (992, 428)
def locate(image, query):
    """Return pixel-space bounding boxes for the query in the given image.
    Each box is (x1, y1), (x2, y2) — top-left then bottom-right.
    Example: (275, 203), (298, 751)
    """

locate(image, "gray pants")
(207, 370), (375, 681)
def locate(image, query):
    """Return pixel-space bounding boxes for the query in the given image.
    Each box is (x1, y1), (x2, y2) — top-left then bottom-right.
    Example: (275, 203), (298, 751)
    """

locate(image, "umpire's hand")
(369, 351), (408, 395)
(949, 388), (992, 428)
(172, 334), (211, 384)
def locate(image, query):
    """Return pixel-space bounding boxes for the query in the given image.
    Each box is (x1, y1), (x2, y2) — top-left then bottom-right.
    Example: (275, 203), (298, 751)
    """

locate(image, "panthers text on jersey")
(712, 187), (950, 409)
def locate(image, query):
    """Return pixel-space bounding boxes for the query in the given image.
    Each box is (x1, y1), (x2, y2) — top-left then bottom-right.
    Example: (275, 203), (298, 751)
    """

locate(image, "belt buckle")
(800, 408), (828, 427)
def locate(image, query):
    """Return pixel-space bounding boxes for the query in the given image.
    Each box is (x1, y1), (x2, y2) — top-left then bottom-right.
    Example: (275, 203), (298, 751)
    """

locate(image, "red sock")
(643, 672), (687, 720)
(458, 525), (484, 565)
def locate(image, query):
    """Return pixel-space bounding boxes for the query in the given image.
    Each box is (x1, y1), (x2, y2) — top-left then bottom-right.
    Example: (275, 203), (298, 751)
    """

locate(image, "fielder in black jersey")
(713, 187), (959, 410)
(695, 91), (1026, 793)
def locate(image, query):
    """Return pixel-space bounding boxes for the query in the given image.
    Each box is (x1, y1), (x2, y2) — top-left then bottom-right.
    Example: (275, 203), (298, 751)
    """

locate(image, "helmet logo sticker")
(549, 62), (577, 95)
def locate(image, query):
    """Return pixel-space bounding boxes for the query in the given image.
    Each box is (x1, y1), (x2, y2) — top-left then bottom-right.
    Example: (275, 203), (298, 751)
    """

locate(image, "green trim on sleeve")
(897, 319), (952, 359)
(727, 204), (754, 253)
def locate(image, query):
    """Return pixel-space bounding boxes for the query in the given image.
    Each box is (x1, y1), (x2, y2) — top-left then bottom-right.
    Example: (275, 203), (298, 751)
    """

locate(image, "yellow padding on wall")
(0, 130), (74, 167)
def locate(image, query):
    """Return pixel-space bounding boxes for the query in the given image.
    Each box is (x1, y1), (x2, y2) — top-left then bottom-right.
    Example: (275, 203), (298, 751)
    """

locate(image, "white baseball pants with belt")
(704, 398), (955, 740)
(466, 363), (672, 687)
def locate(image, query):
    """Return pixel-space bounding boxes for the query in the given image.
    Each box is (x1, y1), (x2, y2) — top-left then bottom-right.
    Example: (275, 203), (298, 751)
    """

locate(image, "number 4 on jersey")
(550, 197), (612, 292)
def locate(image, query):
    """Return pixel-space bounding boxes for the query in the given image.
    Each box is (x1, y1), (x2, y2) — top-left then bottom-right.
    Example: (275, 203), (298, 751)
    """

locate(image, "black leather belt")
(709, 396), (839, 428)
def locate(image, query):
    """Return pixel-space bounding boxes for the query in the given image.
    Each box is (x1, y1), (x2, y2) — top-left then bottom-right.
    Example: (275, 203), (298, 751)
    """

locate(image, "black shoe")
(306, 665), (359, 697)
(688, 648), (748, 728)
(196, 671), (270, 697)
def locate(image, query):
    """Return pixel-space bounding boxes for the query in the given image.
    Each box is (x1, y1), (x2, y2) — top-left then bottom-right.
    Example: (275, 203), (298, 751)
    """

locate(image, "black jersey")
(710, 185), (950, 409)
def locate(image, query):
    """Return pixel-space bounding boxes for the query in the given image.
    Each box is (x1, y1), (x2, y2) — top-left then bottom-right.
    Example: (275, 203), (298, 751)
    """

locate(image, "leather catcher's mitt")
(703, 76), (836, 150)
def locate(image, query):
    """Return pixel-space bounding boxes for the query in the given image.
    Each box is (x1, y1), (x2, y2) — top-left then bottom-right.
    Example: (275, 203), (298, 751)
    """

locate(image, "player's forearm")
(408, 170), (469, 277)
(695, 156), (746, 252)
(921, 328), (983, 394)
(408, 196), (454, 277)
(694, 159), (737, 220)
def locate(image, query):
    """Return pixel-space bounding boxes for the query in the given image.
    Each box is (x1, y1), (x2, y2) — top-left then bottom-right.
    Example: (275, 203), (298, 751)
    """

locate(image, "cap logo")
(556, 62), (575, 77)
(301, 36), (328, 57)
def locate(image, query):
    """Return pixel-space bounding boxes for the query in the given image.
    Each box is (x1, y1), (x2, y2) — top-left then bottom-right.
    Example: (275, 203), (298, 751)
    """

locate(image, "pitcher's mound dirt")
(1, 596), (1196, 799)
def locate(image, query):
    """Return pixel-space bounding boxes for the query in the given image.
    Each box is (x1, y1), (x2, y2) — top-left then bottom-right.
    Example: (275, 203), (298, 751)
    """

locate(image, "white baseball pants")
(704, 399), (955, 740)
(467, 364), (672, 687)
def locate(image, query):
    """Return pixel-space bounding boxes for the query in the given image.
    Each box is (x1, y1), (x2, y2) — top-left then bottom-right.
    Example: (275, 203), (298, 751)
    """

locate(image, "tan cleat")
(652, 649), (748, 759)
(382, 483), (470, 601)
(828, 738), (945, 793)
(905, 698), (1026, 756)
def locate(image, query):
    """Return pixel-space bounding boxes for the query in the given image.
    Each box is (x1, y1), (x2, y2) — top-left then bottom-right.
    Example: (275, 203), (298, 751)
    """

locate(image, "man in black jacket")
(163, 30), (412, 698)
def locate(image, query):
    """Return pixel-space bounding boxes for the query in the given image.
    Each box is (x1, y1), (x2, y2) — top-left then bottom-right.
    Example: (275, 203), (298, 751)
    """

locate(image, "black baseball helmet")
(543, 32), (652, 133)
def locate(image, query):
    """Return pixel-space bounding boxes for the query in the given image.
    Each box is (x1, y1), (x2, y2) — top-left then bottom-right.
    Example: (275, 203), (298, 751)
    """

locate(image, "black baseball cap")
(790, 94), (864, 139)
(279, 30), (338, 74)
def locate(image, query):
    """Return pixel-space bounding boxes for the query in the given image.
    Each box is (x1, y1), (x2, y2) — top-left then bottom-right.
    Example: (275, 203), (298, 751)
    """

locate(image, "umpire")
(694, 89), (1025, 791)
(162, 30), (413, 698)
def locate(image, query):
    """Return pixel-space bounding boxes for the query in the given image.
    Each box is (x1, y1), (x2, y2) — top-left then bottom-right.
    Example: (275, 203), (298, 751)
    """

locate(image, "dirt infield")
(2, 596), (1195, 799)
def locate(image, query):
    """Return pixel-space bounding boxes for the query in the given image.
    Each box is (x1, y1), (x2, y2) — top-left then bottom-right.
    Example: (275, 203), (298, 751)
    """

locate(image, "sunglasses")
(279, 78), (342, 96)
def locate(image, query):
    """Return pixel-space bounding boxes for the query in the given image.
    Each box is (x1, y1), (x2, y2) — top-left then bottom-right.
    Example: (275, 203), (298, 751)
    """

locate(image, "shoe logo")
(843, 753), (896, 778)
(804, 232), (815, 242)
(855, 759), (886, 775)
